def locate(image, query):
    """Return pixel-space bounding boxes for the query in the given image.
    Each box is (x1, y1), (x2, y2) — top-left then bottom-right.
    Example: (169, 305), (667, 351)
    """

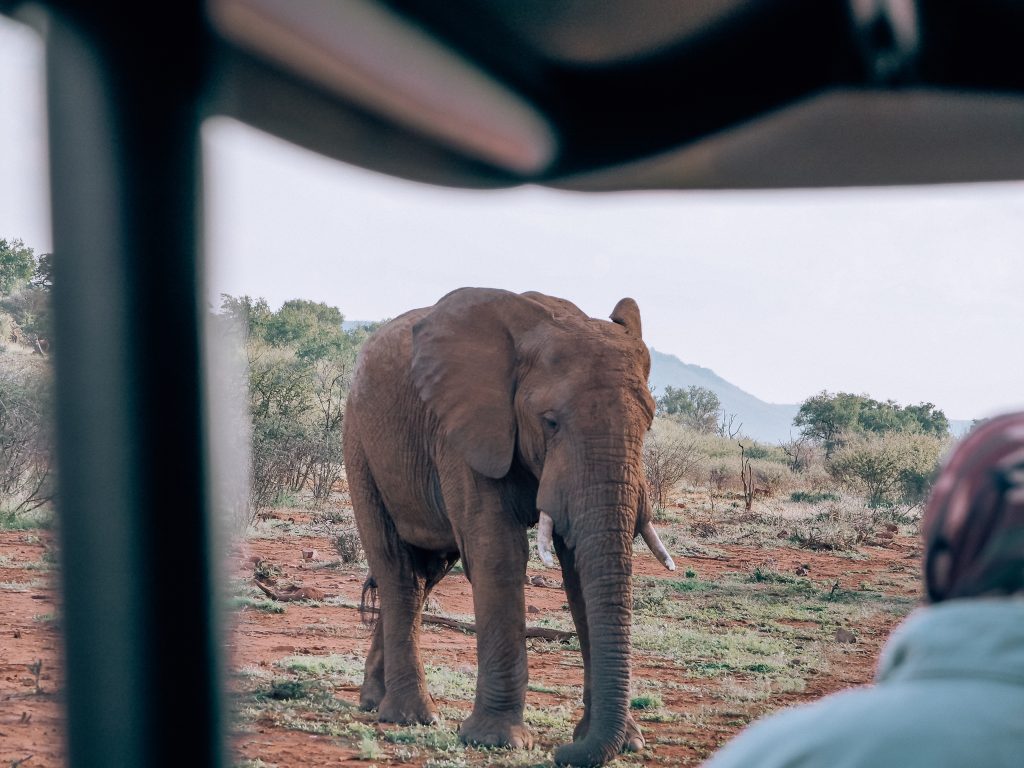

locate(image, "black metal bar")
(44, 5), (223, 767)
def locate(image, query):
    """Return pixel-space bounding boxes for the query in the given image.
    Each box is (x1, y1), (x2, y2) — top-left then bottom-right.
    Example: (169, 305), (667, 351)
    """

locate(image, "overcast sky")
(3, 16), (1023, 421)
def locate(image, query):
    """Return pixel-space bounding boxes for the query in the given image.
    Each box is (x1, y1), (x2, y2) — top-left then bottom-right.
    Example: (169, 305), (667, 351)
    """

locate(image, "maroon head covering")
(923, 411), (1024, 602)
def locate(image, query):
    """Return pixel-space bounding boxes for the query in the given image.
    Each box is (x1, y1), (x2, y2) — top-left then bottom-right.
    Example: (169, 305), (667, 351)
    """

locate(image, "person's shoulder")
(701, 684), (906, 768)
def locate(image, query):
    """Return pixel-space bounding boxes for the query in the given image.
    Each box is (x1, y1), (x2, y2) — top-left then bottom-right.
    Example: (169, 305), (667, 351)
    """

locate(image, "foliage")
(794, 391), (949, 458)
(655, 385), (721, 433)
(826, 432), (946, 508)
(218, 294), (375, 523)
(0, 356), (55, 515)
(642, 418), (704, 511)
(0, 238), (36, 294)
(0, 239), (52, 341)
(790, 490), (839, 504)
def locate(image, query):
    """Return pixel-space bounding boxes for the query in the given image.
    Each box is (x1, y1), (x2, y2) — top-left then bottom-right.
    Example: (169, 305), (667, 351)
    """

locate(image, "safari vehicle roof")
(0, 1), (1021, 766)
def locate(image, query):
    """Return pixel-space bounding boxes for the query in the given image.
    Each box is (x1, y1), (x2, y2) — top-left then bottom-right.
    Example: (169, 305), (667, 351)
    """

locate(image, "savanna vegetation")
(0, 238), (55, 527)
(0, 247), (953, 765)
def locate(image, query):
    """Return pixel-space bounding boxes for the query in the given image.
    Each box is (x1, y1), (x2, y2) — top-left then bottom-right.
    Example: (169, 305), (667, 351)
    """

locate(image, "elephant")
(343, 287), (675, 767)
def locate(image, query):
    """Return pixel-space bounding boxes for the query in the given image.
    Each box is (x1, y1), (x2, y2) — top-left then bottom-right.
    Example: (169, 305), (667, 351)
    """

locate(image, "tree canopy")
(216, 294), (378, 524)
(0, 238), (36, 294)
(0, 238), (53, 340)
(655, 385), (721, 434)
(794, 390), (949, 457)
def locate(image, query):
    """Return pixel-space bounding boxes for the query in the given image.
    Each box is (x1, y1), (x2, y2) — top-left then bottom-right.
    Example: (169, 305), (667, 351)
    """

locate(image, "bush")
(215, 294), (369, 525)
(334, 527), (364, 564)
(789, 497), (873, 551)
(826, 432), (946, 507)
(0, 355), (54, 515)
(790, 490), (840, 504)
(750, 460), (792, 497)
(643, 418), (703, 510)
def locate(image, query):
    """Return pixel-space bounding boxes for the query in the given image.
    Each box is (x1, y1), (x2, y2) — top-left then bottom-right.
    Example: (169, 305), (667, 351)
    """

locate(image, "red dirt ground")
(0, 522), (922, 767)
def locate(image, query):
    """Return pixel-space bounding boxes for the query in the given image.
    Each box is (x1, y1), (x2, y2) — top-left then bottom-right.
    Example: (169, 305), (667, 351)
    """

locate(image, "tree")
(794, 390), (949, 458)
(217, 294), (373, 521)
(30, 252), (54, 292)
(656, 385), (721, 434)
(900, 402), (949, 436)
(0, 238), (36, 294)
(793, 391), (863, 458)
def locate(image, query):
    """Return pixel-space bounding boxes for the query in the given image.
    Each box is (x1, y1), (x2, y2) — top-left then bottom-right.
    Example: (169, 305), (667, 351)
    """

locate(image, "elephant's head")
(411, 287), (673, 765)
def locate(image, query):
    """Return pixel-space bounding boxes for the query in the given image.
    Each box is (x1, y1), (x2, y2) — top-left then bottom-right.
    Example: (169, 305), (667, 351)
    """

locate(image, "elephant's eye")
(542, 413), (559, 432)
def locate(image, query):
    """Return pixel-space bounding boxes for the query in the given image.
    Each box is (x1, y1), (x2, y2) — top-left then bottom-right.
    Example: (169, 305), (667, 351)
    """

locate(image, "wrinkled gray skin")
(343, 288), (659, 767)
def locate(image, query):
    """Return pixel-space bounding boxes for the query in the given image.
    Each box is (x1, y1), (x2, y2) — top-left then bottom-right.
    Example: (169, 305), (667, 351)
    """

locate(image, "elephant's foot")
(358, 679), (386, 712)
(376, 690), (439, 725)
(572, 712), (644, 753)
(459, 711), (533, 749)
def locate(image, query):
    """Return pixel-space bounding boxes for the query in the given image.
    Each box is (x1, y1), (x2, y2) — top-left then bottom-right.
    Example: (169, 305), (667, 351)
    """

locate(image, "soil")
(0, 518), (922, 768)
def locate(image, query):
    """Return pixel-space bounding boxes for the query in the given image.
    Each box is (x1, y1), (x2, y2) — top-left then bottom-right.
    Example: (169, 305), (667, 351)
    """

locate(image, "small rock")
(527, 605), (540, 615)
(884, 523), (899, 533)
(794, 565), (810, 576)
(776, 529), (789, 539)
(458, 664), (476, 676)
(301, 548), (317, 561)
(835, 628), (857, 644)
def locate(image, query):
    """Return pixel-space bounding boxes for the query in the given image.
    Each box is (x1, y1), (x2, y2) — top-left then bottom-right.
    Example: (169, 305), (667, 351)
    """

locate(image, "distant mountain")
(342, 320), (378, 331)
(949, 419), (973, 437)
(649, 348), (975, 443)
(648, 349), (801, 444)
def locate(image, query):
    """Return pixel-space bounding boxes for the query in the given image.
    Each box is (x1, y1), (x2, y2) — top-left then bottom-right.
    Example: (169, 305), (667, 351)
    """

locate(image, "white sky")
(4, 15), (1023, 421)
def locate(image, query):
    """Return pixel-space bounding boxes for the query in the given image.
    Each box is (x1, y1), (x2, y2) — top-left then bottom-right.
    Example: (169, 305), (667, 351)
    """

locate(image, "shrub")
(334, 527), (364, 564)
(0, 355), (54, 515)
(827, 432), (946, 507)
(789, 497), (873, 551)
(750, 460), (791, 497)
(643, 418), (703, 510)
(790, 490), (839, 504)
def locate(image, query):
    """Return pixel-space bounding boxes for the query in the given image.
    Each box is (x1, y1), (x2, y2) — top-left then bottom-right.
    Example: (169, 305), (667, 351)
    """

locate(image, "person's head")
(923, 411), (1024, 602)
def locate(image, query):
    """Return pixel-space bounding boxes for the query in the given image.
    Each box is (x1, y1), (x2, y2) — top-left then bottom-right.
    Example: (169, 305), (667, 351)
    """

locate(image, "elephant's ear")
(411, 289), (519, 479)
(610, 297), (643, 337)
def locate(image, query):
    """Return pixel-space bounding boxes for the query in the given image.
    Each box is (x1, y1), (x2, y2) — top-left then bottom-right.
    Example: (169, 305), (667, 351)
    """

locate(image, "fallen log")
(252, 578), (576, 642)
(419, 612), (575, 642)
(254, 578), (332, 602)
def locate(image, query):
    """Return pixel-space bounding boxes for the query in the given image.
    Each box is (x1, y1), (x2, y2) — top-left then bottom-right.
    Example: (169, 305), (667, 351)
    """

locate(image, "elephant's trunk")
(554, 513), (634, 767)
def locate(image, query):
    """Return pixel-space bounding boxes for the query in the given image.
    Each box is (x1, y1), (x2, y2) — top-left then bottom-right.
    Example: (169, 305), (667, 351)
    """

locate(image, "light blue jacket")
(704, 599), (1024, 768)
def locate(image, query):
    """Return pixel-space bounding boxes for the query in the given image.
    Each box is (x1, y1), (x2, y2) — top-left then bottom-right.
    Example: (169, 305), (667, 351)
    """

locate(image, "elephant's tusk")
(641, 521), (676, 571)
(536, 511), (556, 568)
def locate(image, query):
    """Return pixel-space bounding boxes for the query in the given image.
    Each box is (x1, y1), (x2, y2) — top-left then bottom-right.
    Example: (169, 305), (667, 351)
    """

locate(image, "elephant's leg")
(457, 516), (532, 749)
(358, 551), (456, 714)
(359, 619), (386, 711)
(347, 442), (437, 725)
(373, 560), (439, 725)
(554, 535), (644, 753)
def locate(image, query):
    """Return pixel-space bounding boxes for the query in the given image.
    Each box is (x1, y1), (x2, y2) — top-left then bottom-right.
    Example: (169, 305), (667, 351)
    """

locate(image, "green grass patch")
(279, 654), (363, 683)
(629, 694), (663, 710)
(384, 726), (462, 751)
(426, 664), (477, 701)
(0, 508), (54, 531)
